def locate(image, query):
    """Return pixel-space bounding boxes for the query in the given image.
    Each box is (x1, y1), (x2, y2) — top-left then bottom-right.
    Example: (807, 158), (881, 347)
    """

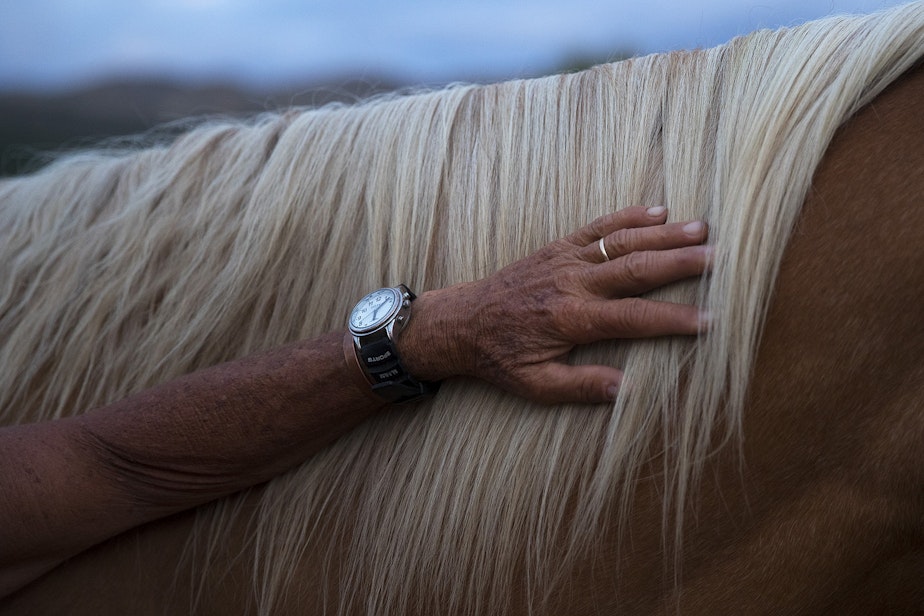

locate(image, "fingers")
(567, 206), (668, 246)
(524, 363), (624, 404)
(520, 299), (704, 404)
(588, 244), (713, 297)
(577, 298), (706, 341)
(579, 219), (708, 263)
(453, 205), (713, 406)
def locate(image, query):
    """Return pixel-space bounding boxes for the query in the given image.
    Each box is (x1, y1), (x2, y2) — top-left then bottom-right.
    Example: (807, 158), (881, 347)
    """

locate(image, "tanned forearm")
(0, 330), (389, 597)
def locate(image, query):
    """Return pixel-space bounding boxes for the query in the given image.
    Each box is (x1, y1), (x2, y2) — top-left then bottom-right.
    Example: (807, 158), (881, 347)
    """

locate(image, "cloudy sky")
(0, 0), (913, 92)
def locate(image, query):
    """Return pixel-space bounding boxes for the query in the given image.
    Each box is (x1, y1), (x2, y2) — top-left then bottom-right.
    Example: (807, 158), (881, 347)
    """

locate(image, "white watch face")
(349, 287), (401, 333)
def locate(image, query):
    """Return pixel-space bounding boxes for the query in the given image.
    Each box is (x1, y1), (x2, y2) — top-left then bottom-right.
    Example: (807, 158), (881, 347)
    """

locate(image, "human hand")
(400, 206), (711, 404)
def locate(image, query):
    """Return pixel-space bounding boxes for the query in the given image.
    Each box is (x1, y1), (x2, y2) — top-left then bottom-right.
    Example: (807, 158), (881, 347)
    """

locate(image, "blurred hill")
(0, 49), (631, 177)
(0, 76), (403, 176)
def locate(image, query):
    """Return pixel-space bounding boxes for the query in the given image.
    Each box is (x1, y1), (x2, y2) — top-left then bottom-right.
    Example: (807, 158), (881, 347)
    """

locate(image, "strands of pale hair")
(1, 2), (922, 614)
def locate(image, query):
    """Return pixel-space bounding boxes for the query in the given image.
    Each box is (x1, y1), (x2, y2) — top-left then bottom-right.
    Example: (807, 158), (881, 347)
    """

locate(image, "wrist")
(395, 285), (476, 383)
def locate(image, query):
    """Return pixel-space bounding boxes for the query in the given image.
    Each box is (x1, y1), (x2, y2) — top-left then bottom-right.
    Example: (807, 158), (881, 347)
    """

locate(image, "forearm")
(0, 330), (387, 595)
(77, 331), (385, 503)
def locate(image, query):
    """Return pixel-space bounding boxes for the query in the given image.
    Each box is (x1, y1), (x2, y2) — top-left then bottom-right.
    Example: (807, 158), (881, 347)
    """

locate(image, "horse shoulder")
(676, 61), (924, 615)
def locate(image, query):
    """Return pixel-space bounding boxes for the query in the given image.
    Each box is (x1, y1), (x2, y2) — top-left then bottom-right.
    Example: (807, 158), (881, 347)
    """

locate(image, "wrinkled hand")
(400, 206), (711, 404)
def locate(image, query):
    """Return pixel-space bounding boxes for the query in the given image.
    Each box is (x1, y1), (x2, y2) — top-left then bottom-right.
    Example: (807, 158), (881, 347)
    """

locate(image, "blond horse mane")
(1, 3), (923, 614)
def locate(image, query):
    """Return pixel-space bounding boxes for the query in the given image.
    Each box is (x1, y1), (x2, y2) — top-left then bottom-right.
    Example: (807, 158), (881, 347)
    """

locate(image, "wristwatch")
(347, 284), (440, 403)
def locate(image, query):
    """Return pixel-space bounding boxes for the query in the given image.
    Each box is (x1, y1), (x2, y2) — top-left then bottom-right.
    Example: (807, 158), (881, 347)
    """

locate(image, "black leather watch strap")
(358, 335), (440, 403)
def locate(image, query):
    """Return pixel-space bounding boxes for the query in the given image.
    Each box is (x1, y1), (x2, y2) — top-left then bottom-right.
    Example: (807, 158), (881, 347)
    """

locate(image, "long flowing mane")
(2, 3), (923, 614)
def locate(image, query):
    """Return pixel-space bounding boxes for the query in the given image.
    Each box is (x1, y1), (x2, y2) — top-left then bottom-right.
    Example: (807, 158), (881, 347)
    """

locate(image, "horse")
(1, 3), (922, 614)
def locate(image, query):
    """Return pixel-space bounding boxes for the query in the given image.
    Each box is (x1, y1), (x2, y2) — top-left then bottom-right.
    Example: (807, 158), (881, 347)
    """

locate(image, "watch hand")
(372, 302), (390, 321)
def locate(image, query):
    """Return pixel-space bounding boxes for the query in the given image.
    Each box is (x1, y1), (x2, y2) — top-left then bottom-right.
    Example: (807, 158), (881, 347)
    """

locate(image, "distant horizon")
(0, 68), (422, 97)
(1, 0), (913, 93)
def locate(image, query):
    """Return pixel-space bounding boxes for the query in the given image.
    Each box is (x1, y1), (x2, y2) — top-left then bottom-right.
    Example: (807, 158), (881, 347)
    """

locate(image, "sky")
(0, 0), (913, 92)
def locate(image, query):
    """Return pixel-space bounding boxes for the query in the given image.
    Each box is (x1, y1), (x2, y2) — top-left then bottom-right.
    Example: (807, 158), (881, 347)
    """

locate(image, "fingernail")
(606, 383), (620, 400)
(647, 206), (667, 217)
(683, 221), (704, 235)
(698, 310), (713, 331)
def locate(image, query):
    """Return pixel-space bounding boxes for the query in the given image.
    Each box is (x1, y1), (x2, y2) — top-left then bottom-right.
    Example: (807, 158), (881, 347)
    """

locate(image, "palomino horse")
(1, 4), (922, 614)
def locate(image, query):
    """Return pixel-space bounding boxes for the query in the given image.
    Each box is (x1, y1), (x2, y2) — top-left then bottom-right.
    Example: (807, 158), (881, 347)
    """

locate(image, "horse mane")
(1, 3), (922, 614)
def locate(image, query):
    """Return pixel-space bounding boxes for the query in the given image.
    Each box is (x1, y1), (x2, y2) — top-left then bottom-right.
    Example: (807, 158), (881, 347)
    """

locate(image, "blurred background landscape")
(0, 0), (910, 176)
